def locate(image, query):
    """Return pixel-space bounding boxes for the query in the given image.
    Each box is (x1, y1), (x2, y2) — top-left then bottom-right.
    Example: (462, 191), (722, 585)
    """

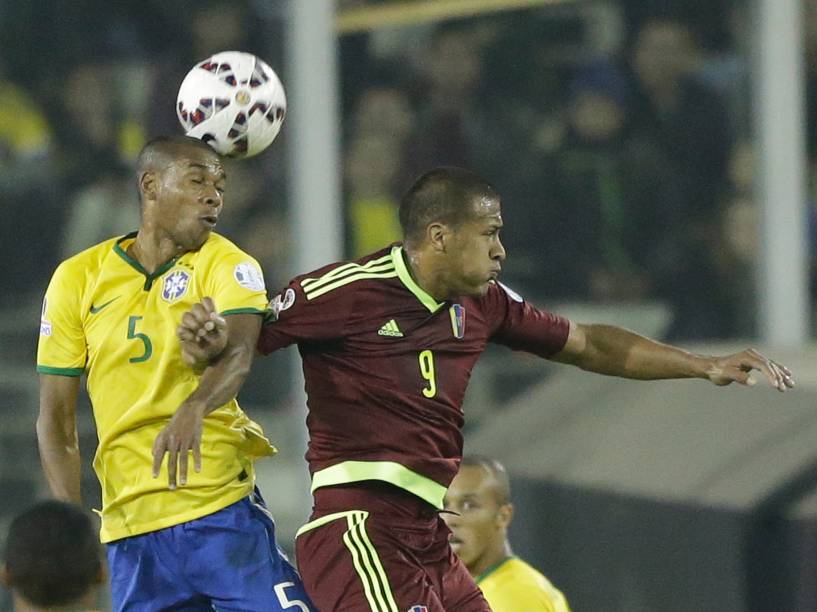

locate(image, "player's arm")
(37, 374), (82, 503)
(551, 321), (794, 391)
(153, 300), (261, 489)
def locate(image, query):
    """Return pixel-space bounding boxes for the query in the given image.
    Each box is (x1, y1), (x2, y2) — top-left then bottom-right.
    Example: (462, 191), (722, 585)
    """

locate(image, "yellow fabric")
(348, 197), (401, 258)
(0, 83), (52, 155)
(37, 232), (275, 543)
(478, 557), (571, 612)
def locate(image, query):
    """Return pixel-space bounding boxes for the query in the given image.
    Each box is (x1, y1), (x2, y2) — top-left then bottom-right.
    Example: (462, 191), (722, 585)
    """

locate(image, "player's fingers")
(190, 303), (210, 325)
(177, 323), (198, 343)
(152, 435), (167, 478)
(179, 446), (189, 486)
(202, 297), (217, 315)
(180, 311), (204, 334)
(772, 361), (795, 387)
(193, 438), (202, 473)
(727, 367), (752, 386)
(167, 442), (179, 490)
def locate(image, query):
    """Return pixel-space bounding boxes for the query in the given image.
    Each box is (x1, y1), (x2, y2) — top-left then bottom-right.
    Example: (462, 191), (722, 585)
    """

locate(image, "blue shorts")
(106, 489), (314, 611)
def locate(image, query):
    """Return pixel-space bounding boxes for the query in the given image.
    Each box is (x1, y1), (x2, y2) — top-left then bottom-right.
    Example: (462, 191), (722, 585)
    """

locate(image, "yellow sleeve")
(487, 585), (569, 612)
(202, 245), (268, 316)
(36, 261), (86, 376)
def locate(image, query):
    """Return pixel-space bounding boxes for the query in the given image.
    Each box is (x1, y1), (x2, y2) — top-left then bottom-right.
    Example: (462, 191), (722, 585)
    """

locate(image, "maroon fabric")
(296, 483), (491, 611)
(258, 246), (570, 491)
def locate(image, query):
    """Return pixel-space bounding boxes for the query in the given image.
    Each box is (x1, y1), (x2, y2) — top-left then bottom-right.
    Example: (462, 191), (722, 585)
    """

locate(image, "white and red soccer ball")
(176, 51), (286, 158)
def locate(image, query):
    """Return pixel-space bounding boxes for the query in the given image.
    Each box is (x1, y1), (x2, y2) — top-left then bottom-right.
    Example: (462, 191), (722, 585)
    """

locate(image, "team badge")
(408, 606), (429, 612)
(162, 270), (190, 303)
(234, 262), (265, 291)
(269, 288), (295, 320)
(449, 303), (465, 339)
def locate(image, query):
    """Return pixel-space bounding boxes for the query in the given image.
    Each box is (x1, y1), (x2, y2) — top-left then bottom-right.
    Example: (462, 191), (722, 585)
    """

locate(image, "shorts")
(106, 488), (315, 611)
(295, 482), (490, 612)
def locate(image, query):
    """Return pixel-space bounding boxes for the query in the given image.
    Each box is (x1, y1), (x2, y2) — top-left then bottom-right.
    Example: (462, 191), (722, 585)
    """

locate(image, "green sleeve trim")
(311, 460), (447, 509)
(37, 365), (84, 377)
(220, 307), (266, 316)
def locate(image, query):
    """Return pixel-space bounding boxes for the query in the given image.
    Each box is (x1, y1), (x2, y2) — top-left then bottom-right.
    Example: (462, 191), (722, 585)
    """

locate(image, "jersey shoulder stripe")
(304, 268), (397, 300)
(301, 254), (391, 290)
(302, 256), (396, 300)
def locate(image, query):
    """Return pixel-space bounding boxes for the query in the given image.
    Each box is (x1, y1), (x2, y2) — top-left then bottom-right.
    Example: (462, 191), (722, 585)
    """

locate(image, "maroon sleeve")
(257, 274), (356, 355)
(485, 282), (570, 358)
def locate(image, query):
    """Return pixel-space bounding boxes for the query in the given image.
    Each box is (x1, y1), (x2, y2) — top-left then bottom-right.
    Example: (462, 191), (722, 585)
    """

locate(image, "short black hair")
(399, 167), (498, 244)
(4, 501), (101, 606)
(461, 455), (511, 505)
(136, 135), (218, 177)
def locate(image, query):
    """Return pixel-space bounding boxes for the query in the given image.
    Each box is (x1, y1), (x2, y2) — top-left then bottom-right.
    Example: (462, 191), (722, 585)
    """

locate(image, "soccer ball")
(176, 51), (286, 158)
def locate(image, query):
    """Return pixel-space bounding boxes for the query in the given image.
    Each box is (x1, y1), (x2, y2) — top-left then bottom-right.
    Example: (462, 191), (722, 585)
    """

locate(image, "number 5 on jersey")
(419, 350), (436, 398)
(127, 315), (153, 363)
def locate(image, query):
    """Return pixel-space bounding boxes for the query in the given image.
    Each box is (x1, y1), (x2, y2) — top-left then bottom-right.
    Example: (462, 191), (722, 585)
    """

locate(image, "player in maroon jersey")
(177, 167), (793, 612)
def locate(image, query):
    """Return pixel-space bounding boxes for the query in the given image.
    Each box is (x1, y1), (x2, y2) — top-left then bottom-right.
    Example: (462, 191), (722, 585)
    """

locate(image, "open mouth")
(201, 215), (218, 228)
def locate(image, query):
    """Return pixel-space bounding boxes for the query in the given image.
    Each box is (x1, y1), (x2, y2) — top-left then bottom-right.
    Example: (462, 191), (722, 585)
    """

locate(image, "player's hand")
(152, 402), (204, 489)
(705, 349), (794, 392)
(177, 297), (228, 369)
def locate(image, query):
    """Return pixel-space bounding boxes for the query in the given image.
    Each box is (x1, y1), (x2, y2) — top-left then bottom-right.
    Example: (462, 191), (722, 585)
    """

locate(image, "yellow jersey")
(477, 557), (571, 612)
(37, 232), (276, 543)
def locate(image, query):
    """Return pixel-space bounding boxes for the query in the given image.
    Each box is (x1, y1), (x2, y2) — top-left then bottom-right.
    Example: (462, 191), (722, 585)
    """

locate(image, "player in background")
(1, 500), (104, 612)
(444, 456), (570, 612)
(178, 166), (793, 611)
(36, 136), (313, 611)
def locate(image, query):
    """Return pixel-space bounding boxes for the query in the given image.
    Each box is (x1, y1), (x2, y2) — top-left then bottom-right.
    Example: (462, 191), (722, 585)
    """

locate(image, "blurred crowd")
(1, 0), (816, 341)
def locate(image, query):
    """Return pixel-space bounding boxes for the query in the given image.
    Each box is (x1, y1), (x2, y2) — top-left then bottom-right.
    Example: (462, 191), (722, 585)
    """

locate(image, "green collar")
(113, 231), (181, 291)
(390, 245), (445, 313)
(475, 556), (514, 584)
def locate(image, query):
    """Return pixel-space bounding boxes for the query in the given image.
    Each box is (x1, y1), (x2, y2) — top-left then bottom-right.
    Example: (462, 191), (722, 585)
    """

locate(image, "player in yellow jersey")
(36, 136), (314, 611)
(444, 456), (571, 612)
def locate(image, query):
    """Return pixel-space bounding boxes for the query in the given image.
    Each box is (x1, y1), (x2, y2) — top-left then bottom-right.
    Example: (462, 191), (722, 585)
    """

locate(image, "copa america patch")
(234, 262), (265, 291)
(269, 288), (295, 319)
(408, 606), (429, 612)
(162, 270), (190, 303)
(40, 296), (51, 336)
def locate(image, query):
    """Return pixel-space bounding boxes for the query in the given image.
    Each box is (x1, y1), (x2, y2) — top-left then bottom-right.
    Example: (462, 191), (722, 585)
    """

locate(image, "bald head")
(460, 455), (511, 505)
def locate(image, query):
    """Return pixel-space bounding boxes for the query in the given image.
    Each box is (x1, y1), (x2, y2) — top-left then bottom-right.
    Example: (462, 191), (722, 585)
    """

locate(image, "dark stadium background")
(1, 1), (815, 610)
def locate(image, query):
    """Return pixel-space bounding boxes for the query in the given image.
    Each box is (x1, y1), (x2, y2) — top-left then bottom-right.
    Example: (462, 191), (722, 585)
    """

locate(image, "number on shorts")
(419, 349), (436, 398)
(274, 581), (310, 611)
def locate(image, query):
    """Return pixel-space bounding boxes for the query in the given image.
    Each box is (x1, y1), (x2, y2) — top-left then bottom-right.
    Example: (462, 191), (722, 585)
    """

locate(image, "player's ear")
(496, 502), (514, 530)
(427, 222), (449, 253)
(139, 171), (158, 201)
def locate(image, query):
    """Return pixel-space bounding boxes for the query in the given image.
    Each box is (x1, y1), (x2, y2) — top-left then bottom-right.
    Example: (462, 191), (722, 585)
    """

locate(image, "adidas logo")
(378, 319), (403, 337)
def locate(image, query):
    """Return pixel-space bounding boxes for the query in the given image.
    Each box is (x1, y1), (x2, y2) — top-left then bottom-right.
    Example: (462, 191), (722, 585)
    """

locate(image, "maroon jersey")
(258, 245), (570, 508)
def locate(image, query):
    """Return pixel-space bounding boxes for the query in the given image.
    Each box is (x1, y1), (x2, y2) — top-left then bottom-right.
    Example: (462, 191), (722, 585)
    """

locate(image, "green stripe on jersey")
(301, 254), (392, 290)
(310, 460), (447, 509)
(390, 246), (444, 313)
(304, 269), (398, 300)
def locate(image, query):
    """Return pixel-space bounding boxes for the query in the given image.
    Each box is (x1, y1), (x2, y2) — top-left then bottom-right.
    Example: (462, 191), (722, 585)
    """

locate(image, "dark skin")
(38, 139), (262, 500)
(178, 193), (794, 419)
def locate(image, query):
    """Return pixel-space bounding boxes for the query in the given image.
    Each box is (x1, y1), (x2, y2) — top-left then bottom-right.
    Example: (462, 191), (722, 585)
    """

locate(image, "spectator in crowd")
(344, 84), (414, 257)
(0, 54), (60, 306)
(444, 456), (571, 612)
(400, 24), (488, 183)
(1, 500), (104, 611)
(544, 60), (653, 302)
(626, 15), (733, 339)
